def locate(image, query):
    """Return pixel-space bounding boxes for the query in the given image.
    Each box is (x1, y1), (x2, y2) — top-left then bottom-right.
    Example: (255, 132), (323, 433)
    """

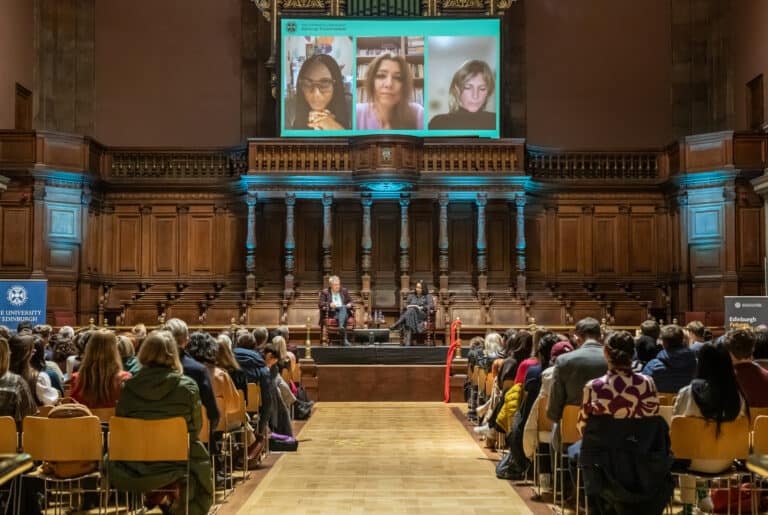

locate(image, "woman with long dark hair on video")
(356, 53), (423, 131)
(428, 59), (496, 130)
(292, 54), (351, 130)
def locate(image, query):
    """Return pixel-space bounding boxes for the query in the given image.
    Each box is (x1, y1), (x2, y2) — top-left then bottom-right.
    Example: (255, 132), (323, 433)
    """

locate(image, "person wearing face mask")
(355, 53), (424, 130)
(292, 54), (351, 130)
(428, 60), (496, 130)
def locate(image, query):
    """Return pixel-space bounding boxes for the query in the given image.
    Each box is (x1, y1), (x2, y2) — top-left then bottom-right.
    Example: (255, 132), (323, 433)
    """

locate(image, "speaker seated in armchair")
(390, 280), (435, 346)
(319, 275), (355, 346)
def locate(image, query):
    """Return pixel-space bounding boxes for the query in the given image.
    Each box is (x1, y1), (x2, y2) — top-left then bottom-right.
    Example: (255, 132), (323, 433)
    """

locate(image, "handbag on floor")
(269, 432), (299, 452)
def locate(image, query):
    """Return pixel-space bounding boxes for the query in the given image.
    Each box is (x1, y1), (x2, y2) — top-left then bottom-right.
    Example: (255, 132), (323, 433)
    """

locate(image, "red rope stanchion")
(443, 317), (462, 403)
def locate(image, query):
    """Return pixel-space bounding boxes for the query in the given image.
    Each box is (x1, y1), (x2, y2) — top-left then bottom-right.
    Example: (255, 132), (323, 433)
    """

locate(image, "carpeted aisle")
(233, 402), (533, 515)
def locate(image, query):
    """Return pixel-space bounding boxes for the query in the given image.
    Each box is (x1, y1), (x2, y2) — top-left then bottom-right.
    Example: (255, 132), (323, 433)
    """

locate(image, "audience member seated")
(9, 334), (59, 406)
(108, 330), (213, 515)
(523, 340), (573, 462)
(514, 329), (552, 385)
(131, 323), (147, 352)
(724, 328), (768, 407)
(577, 331), (660, 434)
(16, 321), (33, 336)
(0, 337), (37, 426)
(234, 329), (273, 429)
(216, 338), (247, 402)
(547, 317), (608, 426)
(754, 325), (768, 369)
(32, 324), (53, 360)
(673, 342), (746, 474)
(165, 318), (220, 432)
(117, 333), (141, 374)
(32, 335), (64, 395)
(70, 330), (131, 408)
(318, 275), (353, 346)
(574, 331), (670, 513)
(262, 344), (294, 437)
(188, 332), (242, 431)
(65, 330), (92, 379)
(633, 319), (661, 370)
(466, 336), (485, 421)
(685, 320), (708, 355)
(642, 324), (696, 394)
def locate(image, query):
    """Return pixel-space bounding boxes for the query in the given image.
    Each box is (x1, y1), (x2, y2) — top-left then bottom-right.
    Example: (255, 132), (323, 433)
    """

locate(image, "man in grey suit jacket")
(547, 317), (608, 424)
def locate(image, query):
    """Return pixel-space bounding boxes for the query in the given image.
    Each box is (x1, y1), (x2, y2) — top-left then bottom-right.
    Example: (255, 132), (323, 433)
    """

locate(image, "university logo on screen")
(0, 280), (47, 326)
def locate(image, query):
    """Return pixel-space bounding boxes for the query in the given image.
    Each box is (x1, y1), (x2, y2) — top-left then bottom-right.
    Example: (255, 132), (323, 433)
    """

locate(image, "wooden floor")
(232, 402), (533, 515)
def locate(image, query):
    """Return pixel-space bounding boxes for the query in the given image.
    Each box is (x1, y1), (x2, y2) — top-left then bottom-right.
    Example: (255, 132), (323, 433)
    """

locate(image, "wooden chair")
(657, 393), (676, 406)
(670, 416), (750, 514)
(108, 416), (191, 514)
(245, 383), (268, 458)
(501, 379), (515, 392)
(484, 371), (494, 398)
(291, 362), (302, 383)
(22, 415), (105, 513)
(533, 399), (554, 497)
(37, 405), (54, 417)
(753, 416), (768, 454)
(553, 406), (582, 512)
(321, 305), (356, 346)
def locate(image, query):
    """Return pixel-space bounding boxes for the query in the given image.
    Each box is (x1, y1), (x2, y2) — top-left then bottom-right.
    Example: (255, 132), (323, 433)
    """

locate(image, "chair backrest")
(477, 369), (487, 390)
(670, 416), (750, 460)
(537, 398), (554, 432)
(199, 407), (210, 444)
(37, 405), (54, 417)
(108, 416), (189, 462)
(90, 407), (116, 423)
(291, 362), (302, 383)
(236, 391), (247, 425)
(751, 407), (768, 421)
(560, 405), (581, 445)
(23, 416), (102, 461)
(280, 368), (291, 384)
(501, 379), (514, 392)
(246, 383), (261, 413)
(0, 417), (18, 454)
(657, 393), (676, 406)
(484, 372), (494, 397)
(754, 416), (768, 455)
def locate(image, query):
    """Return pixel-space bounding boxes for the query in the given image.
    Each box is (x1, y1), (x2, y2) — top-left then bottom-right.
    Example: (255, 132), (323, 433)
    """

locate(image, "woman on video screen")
(356, 53), (424, 131)
(292, 54), (351, 130)
(428, 60), (496, 131)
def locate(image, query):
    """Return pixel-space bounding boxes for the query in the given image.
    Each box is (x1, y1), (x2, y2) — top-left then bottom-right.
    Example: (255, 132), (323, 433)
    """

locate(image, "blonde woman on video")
(356, 53), (424, 130)
(429, 59), (496, 130)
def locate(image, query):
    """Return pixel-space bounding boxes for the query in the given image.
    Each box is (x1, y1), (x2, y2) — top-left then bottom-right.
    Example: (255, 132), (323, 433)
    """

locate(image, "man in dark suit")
(319, 275), (352, 346)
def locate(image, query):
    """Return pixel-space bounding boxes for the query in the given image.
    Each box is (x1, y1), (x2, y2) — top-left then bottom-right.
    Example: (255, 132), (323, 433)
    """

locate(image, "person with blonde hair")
(429, 59), (496, 130)
(110, 330), (213, 515)
(0, 337), (37, 425)
(71, 330), (131, 408)
(356, 53), (423, 130)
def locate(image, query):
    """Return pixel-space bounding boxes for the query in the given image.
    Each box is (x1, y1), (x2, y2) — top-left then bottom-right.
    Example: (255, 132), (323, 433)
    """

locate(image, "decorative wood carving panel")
(256, 202), (285, 285)
(115, 214), (141, 275)
(448, 203), (474, 280)
(295, 201), (322, 285)
(593, 215), (618, 274)
(188, 213), (214, 275)
(151, 210), (178, 275)
(738, 207), (764, 270)
(557, 216), (580, 274)
(486, 202), (510, 282)
(629, 215), (656, 274)
(332, 204), (361, 285)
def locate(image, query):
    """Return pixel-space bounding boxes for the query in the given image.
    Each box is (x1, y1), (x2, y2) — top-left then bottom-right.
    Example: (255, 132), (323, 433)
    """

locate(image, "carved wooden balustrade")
(526, 146), (666, 181)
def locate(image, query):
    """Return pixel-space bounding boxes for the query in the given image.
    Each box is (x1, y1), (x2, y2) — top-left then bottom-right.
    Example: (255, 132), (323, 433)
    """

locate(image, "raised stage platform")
(295, 345), (469, 365)
(296, 345), (470, 401)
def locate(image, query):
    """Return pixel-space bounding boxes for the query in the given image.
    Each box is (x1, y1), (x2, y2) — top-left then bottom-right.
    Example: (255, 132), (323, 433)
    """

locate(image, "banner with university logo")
(0, 280), (47, 327)
(724, 296), (768, 330)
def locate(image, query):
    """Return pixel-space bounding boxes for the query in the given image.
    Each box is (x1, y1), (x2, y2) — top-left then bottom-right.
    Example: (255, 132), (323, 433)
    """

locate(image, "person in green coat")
(108, 330), (213, 515)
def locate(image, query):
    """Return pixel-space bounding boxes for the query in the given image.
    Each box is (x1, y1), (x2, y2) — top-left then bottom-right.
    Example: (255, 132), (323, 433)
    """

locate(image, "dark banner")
(724, 296), (768, 330)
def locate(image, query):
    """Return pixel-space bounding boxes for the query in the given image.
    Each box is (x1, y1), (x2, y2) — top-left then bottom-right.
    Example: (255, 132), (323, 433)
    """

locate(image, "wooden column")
(514, 192), (527, 294)
(399, 193), (411, 299)
(361, 193), (373, 320)
(321, 193), (333, 282)
(438, 192), (449, 294)
(30, 179), (47, 278)
(284, 193), (296, 296)
(476, 192), (488, 293)
(245, 189), (258, 298)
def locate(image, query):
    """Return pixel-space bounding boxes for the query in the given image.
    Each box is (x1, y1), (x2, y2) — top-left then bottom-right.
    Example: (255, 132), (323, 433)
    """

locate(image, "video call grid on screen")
(280, 18), (501, 138)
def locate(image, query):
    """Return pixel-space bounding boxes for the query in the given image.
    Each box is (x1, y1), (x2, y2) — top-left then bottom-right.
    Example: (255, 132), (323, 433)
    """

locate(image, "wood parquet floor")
(234, 402), (533, 514)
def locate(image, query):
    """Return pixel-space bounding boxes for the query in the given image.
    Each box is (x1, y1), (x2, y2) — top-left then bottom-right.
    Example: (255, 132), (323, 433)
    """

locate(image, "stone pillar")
(284, 193), (296, 296)
(399, 193), (411, 298)
(514, 192), (527, 294)
(438, 193), (449, 294)
(245, 189), (258, 298)
(321, 193), (333, 282)
(361, 193), (373, 320)
(476, 193), (488, 293)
